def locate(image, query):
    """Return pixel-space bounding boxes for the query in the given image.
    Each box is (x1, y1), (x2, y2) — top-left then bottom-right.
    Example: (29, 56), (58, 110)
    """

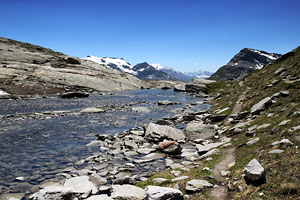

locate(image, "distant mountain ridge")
(84, 56), (213, 82)
(210, 48), (281, 81)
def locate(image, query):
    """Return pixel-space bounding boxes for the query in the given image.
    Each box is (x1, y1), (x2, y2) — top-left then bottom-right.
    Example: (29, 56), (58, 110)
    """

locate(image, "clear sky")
(0, 0), (299, 72)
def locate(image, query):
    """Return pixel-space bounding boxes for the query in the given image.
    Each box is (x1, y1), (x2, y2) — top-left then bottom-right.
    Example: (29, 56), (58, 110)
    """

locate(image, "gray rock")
(145, 123), (185, 142)
(137, 148), (156, 154)
(185, 180), (213, 193)
(243, 159), (265, 182)
(185, 122), (217, 141)
(64, 176), (98, 194)
(132, 107), (150, 113)
(199, 148), (220, 159)
(157, 100), (176, 106)
(81, 107), (105, 113)
(86, 195), (113, 200)
(275, 67), (285, 75)
(113, 172), (134, 184)
(196, 142), (225, 155)
(111, 185), (146, 200)
(165, 159), (174, 167)
(257, 124), (271, 130)
(173, 84), (186, 92)
(246, 138), (260, 146)
(145, 186), (184, 200)
(250, 97), (272, 115)
(171, 176), (189, 182)
(280, 90), (290, 97)
(89, 174), (107, 186)
(0, 193), (25, 200)
(152, 178), (168, 184)
(271, 139), (293, 146)
(279, 120), (291, 126)
(268, 149), (284, 154)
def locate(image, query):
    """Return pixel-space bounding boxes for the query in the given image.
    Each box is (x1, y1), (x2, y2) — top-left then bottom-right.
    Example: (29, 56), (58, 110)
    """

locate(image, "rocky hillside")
(0, 37), (147, 97)
(206, 45), (300, 199)
(210, 48), (281, 81)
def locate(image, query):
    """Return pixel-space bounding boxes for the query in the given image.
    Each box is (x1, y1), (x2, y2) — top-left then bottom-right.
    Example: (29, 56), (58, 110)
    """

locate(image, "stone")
(185, 122), (217, 140)
(271, 139), (293, 146)
(250, 97), (272, 115)
(243, 159), (265, 182)
(65, 57), (81, 64)
(157, 140), (182, 155)
(170, 171), (181, 176)
(268, 149), (284, 154)
(215, 107), (229, 114)
(275, 67), (285, 75)
(196, 142), (225, 155)
(199, 148), (220, 159)
(153, 178), (168, 184)
(132, 107), (150, 113)
(64, 176), (98, 194)
(60, 92), (89, 98)
(145, 186), (184, 200)
(157, 100), (176, 106)
(170, 163), (185, 170)
(280, 90), (290, 97)
(137, 148), (156, 154)
(185, 180), (213, 193)
(171, 176), (189, 182)
(89, 174), (107, 186)
(246, 138), (260, 146)
(165, 159), (174, 167)
(81, 107), (105, 113)
(145, 123), (185, 142)
(220, 170), (230, 177)
(173, 84), (186, 92)
(86, 195), (113, 200)
(0, 193), (25, 200)
(124, 140), (138, 150)
(257, 124), (271, 130)
(279, 120), (291, 126)
(111, 185), (146, 200)
(113, 172), (134, 184)
(209, 114), (227, 122)
(142, 153), (165, 160)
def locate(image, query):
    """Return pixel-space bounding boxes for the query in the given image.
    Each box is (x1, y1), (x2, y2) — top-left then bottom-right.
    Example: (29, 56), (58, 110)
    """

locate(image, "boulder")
(268, 149), (284, 154)
(250, 97), (272, 115)
(60, 92), (89, 98)
(111, 185), (146, 200)
(145, 123), (185, 142)
(185, 180), (213, 193)
(271, 139), (293, 146)
(145, 186), (184, 200)
(0, 193), (25, 200)
(185, 122), (217, 141)
(173, 84), (186, 92)
(64, 176), (98, 194)
(208, 114), (227, 122)
(157, 140), (182, 155)
(243, 159), (265, 183)
(152, 178), (168, 184)
(89, 174), (107, 186)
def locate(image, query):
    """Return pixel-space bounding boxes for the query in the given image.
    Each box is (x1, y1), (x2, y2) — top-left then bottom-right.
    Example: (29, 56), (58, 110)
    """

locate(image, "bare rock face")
(0, 37), (147, 96)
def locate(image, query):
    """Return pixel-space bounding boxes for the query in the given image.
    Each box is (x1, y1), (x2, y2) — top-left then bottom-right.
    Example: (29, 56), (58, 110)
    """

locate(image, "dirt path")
(210, 85), (248, 199)
(210, 147), (236, 200)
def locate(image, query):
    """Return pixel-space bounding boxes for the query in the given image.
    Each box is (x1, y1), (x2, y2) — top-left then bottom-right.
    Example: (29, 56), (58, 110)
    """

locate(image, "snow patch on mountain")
(83, 56), (137, 75)
(248, 48), (280, 60)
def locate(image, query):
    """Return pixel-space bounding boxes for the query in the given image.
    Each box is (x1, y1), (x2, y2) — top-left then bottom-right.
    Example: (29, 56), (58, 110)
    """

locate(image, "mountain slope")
(210, 48), (281, 81)
(0, 37), (146, 96)
(207, 46), (300, 199)
(133, 62), (177, 81)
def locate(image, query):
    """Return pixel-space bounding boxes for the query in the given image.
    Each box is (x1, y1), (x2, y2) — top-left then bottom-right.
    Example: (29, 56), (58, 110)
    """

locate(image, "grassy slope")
(209, 46), (300, 199)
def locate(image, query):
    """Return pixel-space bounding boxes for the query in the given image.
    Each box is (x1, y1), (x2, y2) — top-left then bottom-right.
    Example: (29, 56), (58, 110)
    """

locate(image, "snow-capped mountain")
(84, 56), (137, 75)
(133, 62), (177, 80)
(210, 48), (281, 81)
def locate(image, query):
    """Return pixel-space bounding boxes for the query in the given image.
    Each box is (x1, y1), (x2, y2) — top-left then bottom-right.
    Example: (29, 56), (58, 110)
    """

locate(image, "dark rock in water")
(65, 57), (81, 64)
(59, 92), (89, 98)
(157, 100), (177, 106)
(161, 86), (171, 90)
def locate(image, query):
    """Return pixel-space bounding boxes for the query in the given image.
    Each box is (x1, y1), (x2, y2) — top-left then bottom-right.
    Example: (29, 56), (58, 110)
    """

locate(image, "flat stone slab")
(64, 176), (98, 194)
(86, 195), (113, 200)
(268, 149), (284, 154)
(111, 184), (146, 200)
(172, 176), (189, 182)
(185, 180), (213, 193)
(145, 186), (184, 200)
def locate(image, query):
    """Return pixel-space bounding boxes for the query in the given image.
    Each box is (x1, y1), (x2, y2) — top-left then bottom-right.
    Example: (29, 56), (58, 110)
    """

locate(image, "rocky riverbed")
(0, 89), (211, 198)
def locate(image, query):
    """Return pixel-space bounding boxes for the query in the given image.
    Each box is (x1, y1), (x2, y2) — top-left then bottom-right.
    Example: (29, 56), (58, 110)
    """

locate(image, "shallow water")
(0, 89), (209, 193)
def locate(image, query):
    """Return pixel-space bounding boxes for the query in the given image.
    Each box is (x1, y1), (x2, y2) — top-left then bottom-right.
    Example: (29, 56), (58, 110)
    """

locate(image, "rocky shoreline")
(0, 89), (234, 200)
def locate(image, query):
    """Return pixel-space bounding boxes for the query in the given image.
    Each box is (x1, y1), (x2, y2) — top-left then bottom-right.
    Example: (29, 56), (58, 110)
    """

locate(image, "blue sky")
(0, 0), (299, 72)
